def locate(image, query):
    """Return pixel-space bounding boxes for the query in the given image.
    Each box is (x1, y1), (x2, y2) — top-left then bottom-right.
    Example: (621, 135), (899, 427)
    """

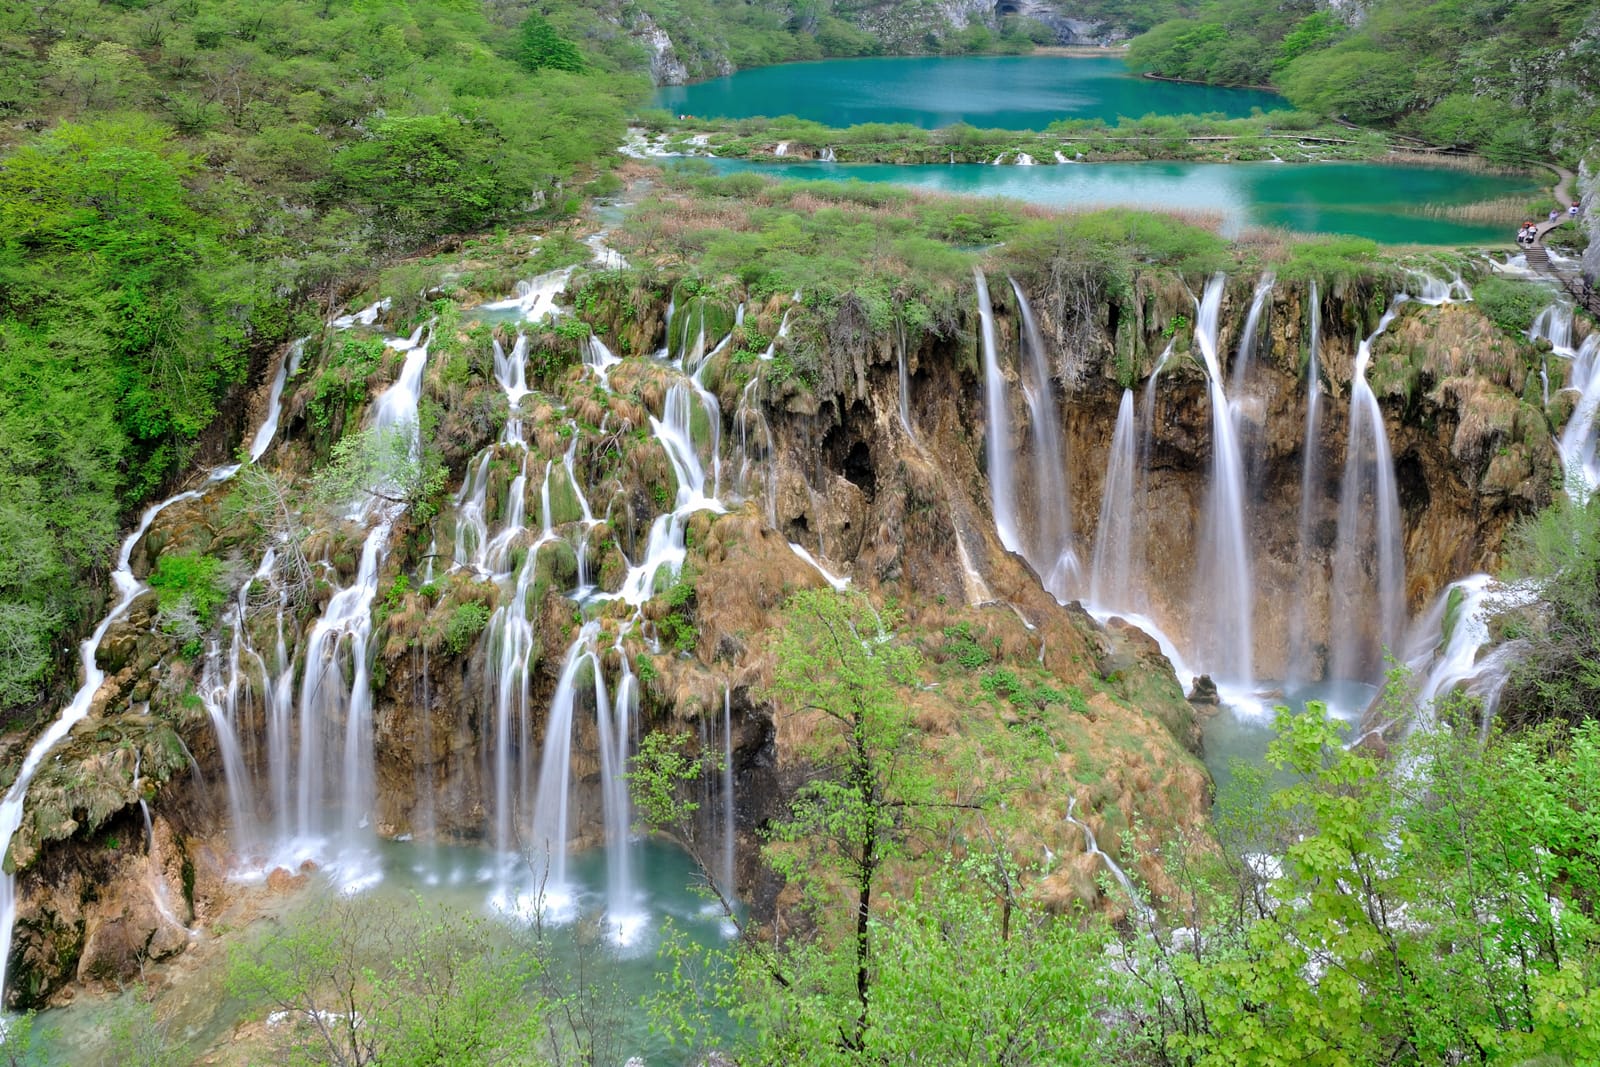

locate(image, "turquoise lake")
(655, 55), (1287, 129)
(702, 158), (1542, 245)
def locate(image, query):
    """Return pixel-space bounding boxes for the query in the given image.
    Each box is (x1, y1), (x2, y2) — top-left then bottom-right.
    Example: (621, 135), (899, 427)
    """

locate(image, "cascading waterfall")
(1064, 796), (1146, 918)
(249, 340), (306, 462)
(1191, 275), (1254, 687)
(720, 689), (736, 900)
(0, 486), (211, 996)
(520, 624), (599, 918)
(1329, 302), (1408, 685)
(975, 271), (1022, 555)
(1286, 281), (1325, 683)
(0, 304), (337, 990)
(1011, 278), (1080, 600)
(733, 376), (777, 525)
(1228, 274), (1275, 399)
(1543, 303), (1600, 497)
(1089, 390), (1138, 611)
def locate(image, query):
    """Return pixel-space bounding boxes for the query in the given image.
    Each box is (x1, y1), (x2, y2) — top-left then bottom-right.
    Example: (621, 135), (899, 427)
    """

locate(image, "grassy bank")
(636, 110), (1442, 166)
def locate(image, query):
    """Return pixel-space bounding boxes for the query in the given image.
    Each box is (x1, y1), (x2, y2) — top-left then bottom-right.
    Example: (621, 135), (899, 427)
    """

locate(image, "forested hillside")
(1127, 0), (1600, 164)
(537, 0), (1067, 82)
(0, 0), (635, 718)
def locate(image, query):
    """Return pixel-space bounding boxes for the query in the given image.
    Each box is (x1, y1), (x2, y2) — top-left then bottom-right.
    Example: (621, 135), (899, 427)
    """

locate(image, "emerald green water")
(656, 56), (1285, 128)
(704, 158), (1541, 244)
(1203, 681), (1372, 802)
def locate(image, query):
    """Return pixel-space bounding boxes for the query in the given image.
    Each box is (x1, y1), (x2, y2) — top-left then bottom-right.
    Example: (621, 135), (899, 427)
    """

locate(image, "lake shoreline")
(678, 155), (1545, 245)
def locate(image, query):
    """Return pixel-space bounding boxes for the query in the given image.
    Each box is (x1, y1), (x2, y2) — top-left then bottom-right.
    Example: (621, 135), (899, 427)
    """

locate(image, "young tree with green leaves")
(226, 898), (544, 1067)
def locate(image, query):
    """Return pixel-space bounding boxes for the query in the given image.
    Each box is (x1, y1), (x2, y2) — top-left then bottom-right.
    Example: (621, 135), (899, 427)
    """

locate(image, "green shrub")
(149, 553), (229, 627)
(941, 623), (991, 669)
(1474, 276), (1551, 335)
(442, 602), (491, 655)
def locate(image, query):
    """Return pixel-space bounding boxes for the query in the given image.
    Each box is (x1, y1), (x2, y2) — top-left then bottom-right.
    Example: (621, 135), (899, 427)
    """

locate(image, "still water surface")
(705, 157), (1541, 244)
(656, 55), (1286, 128)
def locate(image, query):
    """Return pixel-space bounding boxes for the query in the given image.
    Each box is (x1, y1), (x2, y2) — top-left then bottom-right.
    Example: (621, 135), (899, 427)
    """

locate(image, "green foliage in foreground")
(1476, 274), (1560, 336)
(226, 899), (543, 1067)
(1128, 0), (1599, 164)
(0, 0), (636, 717)
(629, 589), (1600, 1065)
(1499, 492), (1600, 730)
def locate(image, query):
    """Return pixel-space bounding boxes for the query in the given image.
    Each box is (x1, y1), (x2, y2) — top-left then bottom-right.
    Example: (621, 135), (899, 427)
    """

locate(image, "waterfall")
(1329, 302), (1407, 684)
(1228, 274), (1274, 399)
(1064, 796), (1147, 919)
(774, 141), (788, 156)
(0, 338), (296, 988)
(1011, 278), (1080, 600)
(1538, 303), (1600, 498)
(975, 271), (1022, 555)
(1191, 275), (1254, 687)
(1286, 281), (1325, 683)
(583, 333), (622, 388)
(1089, 390), (1138, 611)
(720, 688), (736, 899)
(0, 468), (227, 996)
(895, 322), (915, 439)
(249, 339), (306, 462)
(788, 542), (851, 590)
(733, 376), (777, 524)
(1559, 332), (1600, 497)
(287, 332), (431, 889)
(592, 646), (642, 945)
(519, 625), (598, 918)
(482, 268), (572, 320)
(1531, 302), (1574, 354)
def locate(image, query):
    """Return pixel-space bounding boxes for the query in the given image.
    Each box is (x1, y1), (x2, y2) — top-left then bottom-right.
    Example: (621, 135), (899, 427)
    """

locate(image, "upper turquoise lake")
(654, 56), (1286, 129)
(702, 158), (1543, 245)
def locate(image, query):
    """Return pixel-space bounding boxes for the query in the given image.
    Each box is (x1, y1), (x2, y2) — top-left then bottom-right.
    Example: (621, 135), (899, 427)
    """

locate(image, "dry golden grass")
(1417, 195), (1538, 224)
(1233, 225), (1296, 261)
(1440, 376), (1524, 466)
(1383, 149), (1539, 178)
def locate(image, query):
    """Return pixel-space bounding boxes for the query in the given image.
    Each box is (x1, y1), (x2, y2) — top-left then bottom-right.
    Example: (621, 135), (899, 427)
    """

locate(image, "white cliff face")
(633, 14), (690, 85)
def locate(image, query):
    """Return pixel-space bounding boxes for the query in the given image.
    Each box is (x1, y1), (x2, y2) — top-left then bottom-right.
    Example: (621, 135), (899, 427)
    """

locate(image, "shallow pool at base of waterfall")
(1200, 679), (1378, 801)
(34, 839), (738, 1066)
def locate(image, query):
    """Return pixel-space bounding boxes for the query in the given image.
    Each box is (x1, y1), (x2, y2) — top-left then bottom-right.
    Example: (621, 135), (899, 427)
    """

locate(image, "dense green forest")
(0, 0), (637, 717)
(1127, 0), (1600, 164)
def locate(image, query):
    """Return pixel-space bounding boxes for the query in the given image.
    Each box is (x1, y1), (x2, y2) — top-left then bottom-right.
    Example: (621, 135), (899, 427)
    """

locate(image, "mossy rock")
(545, 465), (589, 528)
(666, 292), (737, 362)
(533, 539), (580, 597)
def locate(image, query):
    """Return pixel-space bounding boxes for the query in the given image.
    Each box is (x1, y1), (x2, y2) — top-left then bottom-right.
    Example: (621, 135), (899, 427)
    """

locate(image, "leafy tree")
(226, 898), (543, 1067)
(516, 13), (585, 73)
(745, 589), (937, 1052)
(311, 425), (448, 520)
(1499, 493), (1600, 729)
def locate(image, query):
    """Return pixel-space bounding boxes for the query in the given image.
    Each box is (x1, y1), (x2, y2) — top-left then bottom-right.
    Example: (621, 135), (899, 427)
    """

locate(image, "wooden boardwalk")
(1524, 221), (1598, 316)
(1523, 161), (1596, 316)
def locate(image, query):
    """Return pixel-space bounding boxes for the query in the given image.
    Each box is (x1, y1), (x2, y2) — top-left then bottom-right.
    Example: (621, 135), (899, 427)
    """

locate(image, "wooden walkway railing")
(1524, 215), (1599, 316)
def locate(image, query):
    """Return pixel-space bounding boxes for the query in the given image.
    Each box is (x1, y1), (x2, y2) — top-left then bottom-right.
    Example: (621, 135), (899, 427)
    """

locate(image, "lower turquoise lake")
(655, 56), (1286, 129)
(702, 158), (1542, 245)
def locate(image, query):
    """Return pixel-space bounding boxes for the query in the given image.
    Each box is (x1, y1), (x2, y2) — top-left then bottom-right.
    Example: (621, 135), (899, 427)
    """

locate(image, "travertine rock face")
(9, 266), (1550, 1007)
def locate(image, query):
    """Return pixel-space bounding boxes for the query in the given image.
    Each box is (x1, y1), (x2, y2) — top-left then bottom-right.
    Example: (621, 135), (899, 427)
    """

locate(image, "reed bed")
(1382, 149), (1539, 178)
(1416, 195), (1542, 224)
